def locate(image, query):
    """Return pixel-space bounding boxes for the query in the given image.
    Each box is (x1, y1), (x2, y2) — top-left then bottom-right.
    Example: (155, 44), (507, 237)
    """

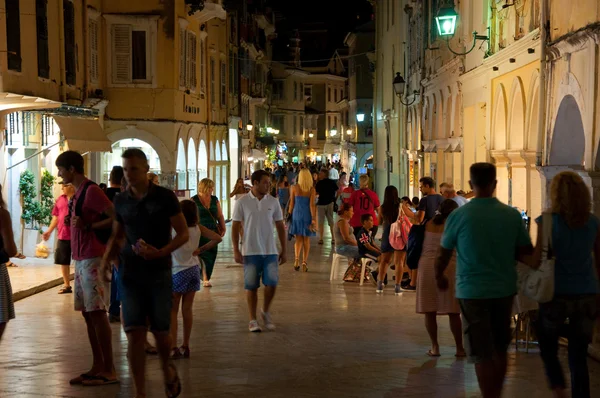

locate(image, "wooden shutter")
(63, 0), (76, 85)
(112, 24), (131, 84)
(200, 40), (206, 92)
(6, 0), (22, 72)
(179, 28), (186, 88)
(220, 61), (226, 107)
(89, 19), (99, 83)
(188, 32), (197, 90)
(36, 0), (49, 78)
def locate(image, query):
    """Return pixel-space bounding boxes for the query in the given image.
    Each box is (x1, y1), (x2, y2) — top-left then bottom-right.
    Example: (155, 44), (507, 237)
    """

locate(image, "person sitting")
(334, 203), (359, 259)
(357, 214), (381, 262)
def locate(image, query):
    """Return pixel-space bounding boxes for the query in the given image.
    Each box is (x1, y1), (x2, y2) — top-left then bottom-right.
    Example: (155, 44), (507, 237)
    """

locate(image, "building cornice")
(548, 24), (600, 60)
(422, 57), (463, 89)
(191, 2), (226, 24)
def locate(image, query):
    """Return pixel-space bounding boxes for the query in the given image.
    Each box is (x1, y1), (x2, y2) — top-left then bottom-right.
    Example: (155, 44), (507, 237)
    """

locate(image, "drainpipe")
(536, 0), (548, 166)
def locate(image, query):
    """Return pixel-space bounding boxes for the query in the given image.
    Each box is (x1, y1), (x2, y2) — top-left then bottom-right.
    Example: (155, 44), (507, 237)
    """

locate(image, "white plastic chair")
(330, 253), (369, 286)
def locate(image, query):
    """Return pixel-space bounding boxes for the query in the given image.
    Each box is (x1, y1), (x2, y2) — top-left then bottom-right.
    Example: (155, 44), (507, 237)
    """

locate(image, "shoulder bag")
(517, 212), (554, 303)
(389, 205), (411, 251)
(194, 195), (224, 235)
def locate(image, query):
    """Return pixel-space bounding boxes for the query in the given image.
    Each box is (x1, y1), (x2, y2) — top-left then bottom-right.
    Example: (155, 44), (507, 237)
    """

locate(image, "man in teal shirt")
(435, 163), (532, 398)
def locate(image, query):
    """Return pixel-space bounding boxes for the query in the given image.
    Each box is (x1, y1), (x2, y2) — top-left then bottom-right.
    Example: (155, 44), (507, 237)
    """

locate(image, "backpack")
(389, 207), (411, 250)
(73, 181), (111, 244)
(406, 222), (427, 270)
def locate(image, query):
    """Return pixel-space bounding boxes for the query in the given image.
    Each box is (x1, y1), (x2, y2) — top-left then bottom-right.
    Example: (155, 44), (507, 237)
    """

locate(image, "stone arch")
(107, 128), (173, 172)
(187, 138), (197, 195)
(358, 149), (373, 170)
(526, 71), (540, 151)
(491, 84), (508, 150)
(221, 140), (228, 161)
(508, 77), (526, 150)
(215, 141), (222, 161)
(422, 97), (431, 141)
(549, 95), (584, 166)
(199, 139), (208, 181)
(176, 138), (186, 189)
(452, 92), (462, 137)
(444, 95), (452, 139)
(435, 91), (444, 140)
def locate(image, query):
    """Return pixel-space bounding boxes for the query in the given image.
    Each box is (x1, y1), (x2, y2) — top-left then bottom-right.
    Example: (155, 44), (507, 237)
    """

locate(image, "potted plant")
(19, 170), (42, 257)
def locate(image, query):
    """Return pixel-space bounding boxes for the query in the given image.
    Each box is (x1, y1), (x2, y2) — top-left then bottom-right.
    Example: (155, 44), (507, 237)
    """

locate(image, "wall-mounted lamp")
(330, 127), (338, 136)
(435, 1), (490, 56)
(393, 73), (419, 106)
(246, 121), (253, 131)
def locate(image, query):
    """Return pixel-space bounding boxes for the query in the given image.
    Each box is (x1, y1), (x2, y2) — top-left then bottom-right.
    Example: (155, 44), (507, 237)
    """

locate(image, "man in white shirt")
(232, 170), (287, 332)
(441, 183), (469, 207)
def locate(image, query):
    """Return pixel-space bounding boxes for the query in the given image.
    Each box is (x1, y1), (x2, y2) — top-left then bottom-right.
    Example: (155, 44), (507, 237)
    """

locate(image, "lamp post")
(246, 121), (253, 132)
(434, 1), (490, 56)
(393, 73), (419, 106)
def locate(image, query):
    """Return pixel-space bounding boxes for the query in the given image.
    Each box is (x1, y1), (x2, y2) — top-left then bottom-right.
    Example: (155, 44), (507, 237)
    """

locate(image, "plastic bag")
(35, 241), (50, 259)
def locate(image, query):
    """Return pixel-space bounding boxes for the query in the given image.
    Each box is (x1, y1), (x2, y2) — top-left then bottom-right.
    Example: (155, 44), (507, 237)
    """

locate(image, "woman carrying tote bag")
(526, 171), (600, 398)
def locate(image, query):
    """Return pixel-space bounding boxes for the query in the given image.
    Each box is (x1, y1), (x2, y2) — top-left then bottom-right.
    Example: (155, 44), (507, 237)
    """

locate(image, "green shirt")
(441, 197), (532, 299)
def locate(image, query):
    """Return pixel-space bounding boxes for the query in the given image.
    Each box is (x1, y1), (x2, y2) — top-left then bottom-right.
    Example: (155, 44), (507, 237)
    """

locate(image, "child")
(170, 200), (222, 359)
(357, 214), (381, 261)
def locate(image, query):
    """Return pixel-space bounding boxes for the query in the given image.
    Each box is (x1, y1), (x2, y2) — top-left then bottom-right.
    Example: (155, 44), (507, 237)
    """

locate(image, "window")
(107, 16), (157, 85)
(179, 28), (186, 87)
(229, 50), (234, 94)
(36, 0), (50, 78)
(6, 0), (21, 72)
(210, 57), (216, 107)
(328, 87), (331, 102)
(387, 0), (390, 31)
(200, 39), (206, 92)
(220, 61), (226, 108)
(300, 116), (304, 135)
(304, 85), (312, 97)
(272, 115), (284, 132)
(89, 18), (99, 83)
(272, 80), (285, 101)
(334, 88), (338, 103)
(178, 28), (197, 90)
(293, 115), (297, 135)
(63, 0), (76, 85)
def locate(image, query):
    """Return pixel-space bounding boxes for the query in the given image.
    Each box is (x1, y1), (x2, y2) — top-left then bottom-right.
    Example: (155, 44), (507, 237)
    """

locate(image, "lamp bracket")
(443, 27), (491, 56)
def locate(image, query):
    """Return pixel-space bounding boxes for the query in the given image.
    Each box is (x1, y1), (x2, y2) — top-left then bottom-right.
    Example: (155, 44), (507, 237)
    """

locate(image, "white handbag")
(517, 212), (555, 303)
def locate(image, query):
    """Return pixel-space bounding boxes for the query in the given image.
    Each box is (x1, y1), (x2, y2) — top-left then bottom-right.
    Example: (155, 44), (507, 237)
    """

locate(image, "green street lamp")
(435, 3), (457, 37)
(434, 1), (490, 56)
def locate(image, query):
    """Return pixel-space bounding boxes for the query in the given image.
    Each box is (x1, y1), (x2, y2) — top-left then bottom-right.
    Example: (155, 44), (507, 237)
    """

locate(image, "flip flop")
(426, 350), (441, 357)
(69, 373), (94, 385)
(82, 375), (119, 386)
(6, 262), (17, 267)
(15, 253), (26, 259)
(165, 362), (182, 398)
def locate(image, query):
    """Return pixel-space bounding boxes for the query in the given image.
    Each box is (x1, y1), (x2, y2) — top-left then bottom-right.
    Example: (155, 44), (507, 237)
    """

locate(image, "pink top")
(70, 180), (112, 261)
(51, 195), (70, 240)
(349, 188), (381, 228)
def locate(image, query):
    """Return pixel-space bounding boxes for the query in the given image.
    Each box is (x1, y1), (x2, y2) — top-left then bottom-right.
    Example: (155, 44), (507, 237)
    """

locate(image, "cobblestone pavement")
(1, 234), (600, 398)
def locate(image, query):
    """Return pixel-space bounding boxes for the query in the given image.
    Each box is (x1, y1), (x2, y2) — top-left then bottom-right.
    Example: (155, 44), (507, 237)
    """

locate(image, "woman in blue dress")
(288, 169), (316, 272)
(277, 175), (290, 211)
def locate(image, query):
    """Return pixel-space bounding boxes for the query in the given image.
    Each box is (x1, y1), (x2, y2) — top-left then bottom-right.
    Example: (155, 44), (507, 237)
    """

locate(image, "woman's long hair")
(278, 174), (288, 187)
(381, 185), (400, 223)
(432, 199), (459, 225)
(297, 169), (313, 193)
(550, 171), (591, 228)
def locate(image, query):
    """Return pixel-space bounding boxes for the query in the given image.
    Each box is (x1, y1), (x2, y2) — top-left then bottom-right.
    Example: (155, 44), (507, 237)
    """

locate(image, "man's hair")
(55, 150), (84, 174)
(251, 169), (270, 185)
(419, 177), (435, 188)
(470, 163), (497, 188)
(361, 213), (373, 224)
(121, 148), (148, 162)
(109, 166), (124, 185)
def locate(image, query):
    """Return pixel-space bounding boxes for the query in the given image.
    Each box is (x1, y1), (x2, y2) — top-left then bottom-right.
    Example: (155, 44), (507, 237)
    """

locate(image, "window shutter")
(220, 61), (226, 108)
(89, 19), (99, 83)
(63, 0), (76, 85)
(6, 0), (22, 72)
(36, 0), (49, 78)
(179, 28), (186, 88)
(189, 33), (197, 90)
(200, 40), (206, 92)
(112, 24), (132, 84)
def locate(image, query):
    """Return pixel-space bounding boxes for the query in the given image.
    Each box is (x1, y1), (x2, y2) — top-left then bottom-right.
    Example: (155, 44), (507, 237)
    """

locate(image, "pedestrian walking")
(194, 178), (226, 287)
(435, 162), (532, 398)
(417, 177), (444, 223)
(288, 168), (317, 271)
(104, 148), (188, 398)
(56, 150), (118, 387)
(231, 169), (287, 333)
(170, 200), (222, 359)
(42, 181), (75, 294)
(277, 175), (290, 211)
(527, 171), (600, 398)
(0, 186), (18, 342)
(105, 166), (124, 323)
(416, 199), (465, 358)
(315, 168), (338, 245)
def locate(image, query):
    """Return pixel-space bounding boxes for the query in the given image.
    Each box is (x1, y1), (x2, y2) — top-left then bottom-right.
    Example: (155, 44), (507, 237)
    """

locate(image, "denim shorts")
(459, 295), (514, 363)
(244, 255), (279, 290)
(119, 266), (172, 333)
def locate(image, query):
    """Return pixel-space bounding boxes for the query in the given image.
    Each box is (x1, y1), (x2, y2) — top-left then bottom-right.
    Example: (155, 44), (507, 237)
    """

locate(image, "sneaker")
(376, 281), (384, 293)
(249, 320), (262, 333)
(402, 285), (416, 292)
(261, 310), (276, 331)
(394, 284), (402, 295)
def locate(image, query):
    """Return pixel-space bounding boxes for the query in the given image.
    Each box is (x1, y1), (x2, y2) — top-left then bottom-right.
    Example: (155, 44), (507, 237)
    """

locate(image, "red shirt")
(349, 188), (380, 228)
(70, 180), (112, 261)
(51, 195), (70, 240)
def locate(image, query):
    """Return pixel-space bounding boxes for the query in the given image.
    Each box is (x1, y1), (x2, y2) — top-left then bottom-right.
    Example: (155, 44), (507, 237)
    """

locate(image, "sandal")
(170, 347), (183, 360)
(180, 346), (190, 358)
(82, 375), (119, 386)
(294, 259), (300, 271)
(6, 261), (17, 267)
(58, 286), (72, 294)
(302, 262), (308, 272)
(165, 362), (182, 398)
(69, 373), (94, 385)
(15, 253), (26, 259)
(426, 350), (441, 357)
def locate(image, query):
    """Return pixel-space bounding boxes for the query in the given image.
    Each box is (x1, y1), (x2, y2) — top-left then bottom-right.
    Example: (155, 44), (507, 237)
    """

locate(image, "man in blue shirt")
(435, 163), (532, 398)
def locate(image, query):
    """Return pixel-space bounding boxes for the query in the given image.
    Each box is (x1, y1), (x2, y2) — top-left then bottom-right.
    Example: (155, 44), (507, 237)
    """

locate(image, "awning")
(251, 148), (267, 161)
(323, 143), (342, 154)
(52, 115), (112, 152)
(0, 92), (61, 129)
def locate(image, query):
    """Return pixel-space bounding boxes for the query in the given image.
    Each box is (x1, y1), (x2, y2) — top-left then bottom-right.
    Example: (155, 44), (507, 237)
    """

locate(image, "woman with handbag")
(194, 178), (226, 287)
(528, 171), (600, 398)
(376, 186), (408, 295)
(415, 199), (465, 358)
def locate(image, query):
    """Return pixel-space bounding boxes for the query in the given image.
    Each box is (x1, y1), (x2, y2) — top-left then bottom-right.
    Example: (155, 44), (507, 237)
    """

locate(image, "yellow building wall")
(549, 0), (600, 42)
(463, 105), (476, 185)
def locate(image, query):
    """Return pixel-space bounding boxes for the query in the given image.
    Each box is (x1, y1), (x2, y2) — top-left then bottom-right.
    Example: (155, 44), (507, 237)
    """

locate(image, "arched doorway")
(199, 140), (208, 181)
(188, 138), (197, 196)
(176, 138), (186, 190)
(103, 138), (161, 183)
(220, 140), (229, 217)
(549, 95), (584, 166)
